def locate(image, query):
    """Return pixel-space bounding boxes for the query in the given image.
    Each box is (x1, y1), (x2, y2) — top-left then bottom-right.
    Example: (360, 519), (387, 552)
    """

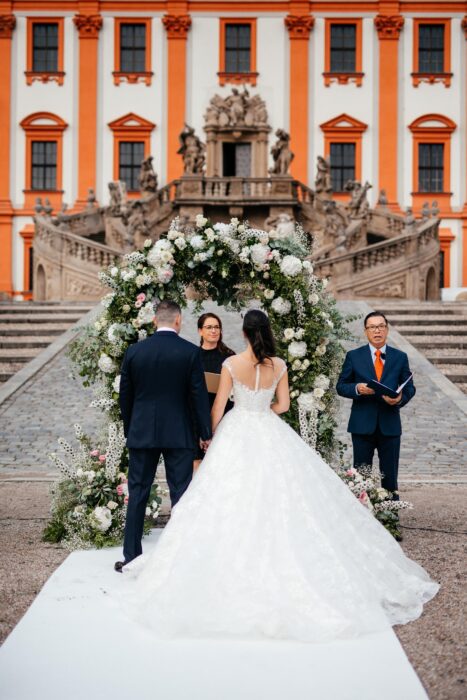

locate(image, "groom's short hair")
(154, 299), (181, 323)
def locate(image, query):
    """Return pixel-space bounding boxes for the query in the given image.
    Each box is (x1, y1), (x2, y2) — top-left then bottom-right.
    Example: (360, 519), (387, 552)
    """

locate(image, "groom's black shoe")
(114, 560), (129, 573)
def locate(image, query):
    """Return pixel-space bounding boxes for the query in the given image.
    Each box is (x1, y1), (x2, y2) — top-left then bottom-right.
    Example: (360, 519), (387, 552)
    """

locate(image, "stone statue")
(203, 87), (269, 128)
(177, 124), (206, 175)
(431, 201), (440, 218)
(108, 181), (128, 216)
(87, 188), (97, 209)
(323, 200), (347, 249)
(270, 129), (294, 176)
(421, 202), (431, 220)
(266, 212), (295, 239)
(126, 201), (148, 249)
(43, 198), (53, 217)
(345, 180), (372, 217)
(315, 156), (332, 193)
(138, 156), (158, 193)
(404, 207), (416, 231)
(34, 197), (44, 215)
(377, 189), (388, 207)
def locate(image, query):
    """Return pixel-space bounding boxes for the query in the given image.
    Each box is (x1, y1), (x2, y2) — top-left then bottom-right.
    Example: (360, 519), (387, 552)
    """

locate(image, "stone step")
(0, 323), (72, 336)
(0, 347), (42, 361)
(404, 336), (467, 349)
(381, 307), (467, 316)
(0, 362), (24, 382)
(385, 315), (467, 325)
(0, 305), (92, 315)
(392, 326), (467, 336)
(0, 336), (57, 349)
(0, 314), (83, 323)
(426, 349), (467, 364)
(435, 365), (467, 383)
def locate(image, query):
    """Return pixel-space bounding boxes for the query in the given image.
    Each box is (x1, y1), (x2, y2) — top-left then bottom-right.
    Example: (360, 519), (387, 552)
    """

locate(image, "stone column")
(284, 12), (314, 185)
(162, 13), (191, 183)
(0, 12), (15, 294)
(374, 11), (404, 212)
(73, 11), (102, 209)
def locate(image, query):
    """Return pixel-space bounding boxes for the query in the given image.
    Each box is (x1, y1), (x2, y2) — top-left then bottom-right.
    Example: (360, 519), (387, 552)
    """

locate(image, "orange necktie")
(374, 349), (384, 381)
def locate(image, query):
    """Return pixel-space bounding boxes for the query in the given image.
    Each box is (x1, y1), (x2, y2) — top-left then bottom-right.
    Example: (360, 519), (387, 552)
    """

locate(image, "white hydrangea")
(271, 297), (291, 316)
(190, 235), (206, 250)
(288, 341), (307, 358)
(283, 328), (295, 341)
(313, 387), (325, 399)
(90, 506), (112, 532)
(297, 392), (316, 412)
(135, 273), (153, 288)
(107, 324), (120, 344)
(121, 269), (136, 282)
(314, 374), (330, 390)
(196, 214), (208, 228)
(110, 267), (119, 277)
(250, 243), (270, 266)
(156, 266), (174, 284)
(205, 228), (217, 242)
(98, 353), (115, 373)
(112, 375), (121, 393)
(280, 255), (302, 277)
(308, 292), (320, 305)
(263, 289), (275, 300)
(137, 302), (155, 324)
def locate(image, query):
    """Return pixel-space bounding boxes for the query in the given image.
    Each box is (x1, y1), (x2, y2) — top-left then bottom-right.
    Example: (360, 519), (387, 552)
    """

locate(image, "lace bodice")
(223, 357), (287, 413)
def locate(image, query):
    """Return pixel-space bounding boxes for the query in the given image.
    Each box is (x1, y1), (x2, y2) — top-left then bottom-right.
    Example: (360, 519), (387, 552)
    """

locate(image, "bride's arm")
(271, 371), (290, 415)
(211, 367), (233, 432)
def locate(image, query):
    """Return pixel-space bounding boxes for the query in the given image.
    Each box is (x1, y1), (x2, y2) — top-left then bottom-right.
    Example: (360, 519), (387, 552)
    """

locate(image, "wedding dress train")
(118, 358), (438, 642)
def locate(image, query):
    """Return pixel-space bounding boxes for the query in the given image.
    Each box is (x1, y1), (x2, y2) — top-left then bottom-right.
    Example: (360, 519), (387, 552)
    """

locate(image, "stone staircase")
(0, 303), (93, 383)
(375, 301), (467, 393)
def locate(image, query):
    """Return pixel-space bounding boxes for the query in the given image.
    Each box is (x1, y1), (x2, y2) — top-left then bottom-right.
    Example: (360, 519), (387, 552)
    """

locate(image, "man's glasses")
(365, 324), (387, 332)
(203, 325), (221, 331)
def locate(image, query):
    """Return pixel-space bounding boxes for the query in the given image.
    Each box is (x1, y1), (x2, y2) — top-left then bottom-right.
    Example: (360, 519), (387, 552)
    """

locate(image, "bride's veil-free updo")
(242, 310), (276, 366)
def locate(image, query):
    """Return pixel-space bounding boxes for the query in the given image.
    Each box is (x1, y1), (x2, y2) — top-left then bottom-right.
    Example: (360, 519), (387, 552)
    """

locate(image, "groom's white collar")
(156, 327), (178, 333)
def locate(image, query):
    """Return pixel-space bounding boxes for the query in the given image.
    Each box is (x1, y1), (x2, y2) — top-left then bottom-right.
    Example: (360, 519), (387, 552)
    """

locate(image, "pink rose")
(116, 485), (124, 496)
(99, 455), (106, 462)
(358, 491), (368, 503)
(90, 449), (99, 457)
(124, 496), (129, 505)
(137, 293), (146, 302)
(346, 469), (354, 476)
(120, 475), (128, 483)
(135, 300), (143, 308)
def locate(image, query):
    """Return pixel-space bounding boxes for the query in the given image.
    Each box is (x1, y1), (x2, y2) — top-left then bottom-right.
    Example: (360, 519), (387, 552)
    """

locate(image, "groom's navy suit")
(119, 330), (211, 562)
(336, 344), (415, 493)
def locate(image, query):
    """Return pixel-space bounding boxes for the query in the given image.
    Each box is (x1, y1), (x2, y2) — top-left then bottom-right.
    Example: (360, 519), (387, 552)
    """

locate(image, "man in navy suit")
(336, 311), (415, 521)
(115, 299), (212, 570)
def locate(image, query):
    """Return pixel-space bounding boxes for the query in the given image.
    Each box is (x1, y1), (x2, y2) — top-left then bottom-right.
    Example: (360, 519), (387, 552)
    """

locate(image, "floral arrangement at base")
(337, 464), (413, 538)
(43, 424), (161, 550)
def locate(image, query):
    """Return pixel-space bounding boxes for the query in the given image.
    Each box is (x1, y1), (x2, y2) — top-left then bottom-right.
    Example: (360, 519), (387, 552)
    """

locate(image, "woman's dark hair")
(197, 313), (235, 356)
(242, 309), (276, 366)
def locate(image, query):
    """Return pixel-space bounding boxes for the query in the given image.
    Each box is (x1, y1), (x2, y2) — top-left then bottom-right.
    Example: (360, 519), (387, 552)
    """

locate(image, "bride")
(118, 310), (438, 642)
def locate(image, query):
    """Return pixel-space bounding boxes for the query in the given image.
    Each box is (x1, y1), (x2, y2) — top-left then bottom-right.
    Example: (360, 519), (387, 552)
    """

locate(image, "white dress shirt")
(156, 327), (177, 333)
(356, 344), (387, 394)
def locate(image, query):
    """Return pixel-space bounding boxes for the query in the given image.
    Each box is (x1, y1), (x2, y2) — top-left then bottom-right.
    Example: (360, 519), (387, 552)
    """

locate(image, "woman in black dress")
(194, 312), (235, 470)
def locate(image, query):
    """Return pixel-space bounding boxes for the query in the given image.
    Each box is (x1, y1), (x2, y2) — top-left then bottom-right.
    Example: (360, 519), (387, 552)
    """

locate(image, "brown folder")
(204, 371), (220, 393)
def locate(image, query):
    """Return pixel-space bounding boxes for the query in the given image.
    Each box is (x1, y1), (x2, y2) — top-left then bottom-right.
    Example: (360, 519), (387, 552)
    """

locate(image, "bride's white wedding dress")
(119, 358), (438, 642)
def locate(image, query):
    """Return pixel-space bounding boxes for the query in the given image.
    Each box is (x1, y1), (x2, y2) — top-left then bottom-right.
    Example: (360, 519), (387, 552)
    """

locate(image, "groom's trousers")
(123, 447), (194, 562)
(352, 427), (400, 495)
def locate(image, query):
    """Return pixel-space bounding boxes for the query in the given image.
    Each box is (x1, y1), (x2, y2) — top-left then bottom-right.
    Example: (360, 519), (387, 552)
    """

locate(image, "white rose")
(288, 341), (307, 358)
(294, 328), (305, 340)
(90, 506), (112, 533)
(271, 297), (291, 316)
(98, 353), (115, 373)
(112, 375), (121, 393)
(107, 323), (119, 344)
(167, 230), (179, 240)
(237, 224), (245, 233)
(297, 392), (315, 412)
(107, 501), (118, 510)
(155, 238), (173, 252)
(313, 387), (325, 399)
(259, 233), (269, 245)
(292, 359), (302, 370)
(195, 214), (207, 228)
(122, 304), (131, 313)
(283, 328), (295, 341)
(302, 261), (313, 272)
(110, 267), (119, 277)
(314, 344), (327, 356)
(230, 217), (239, 226)
(144, 238), (152, 247)
(308, 292), (320, 305)
(280, 255), (302, 277)
(175, 237), (186, 250)
(160, 250), (173, 264)
(156, 266), (174, 284)
(145, 507), (151, 517)
(263, 289), (275, 300)
(190, 234), (205, 250)
(250, 243), (270, 266)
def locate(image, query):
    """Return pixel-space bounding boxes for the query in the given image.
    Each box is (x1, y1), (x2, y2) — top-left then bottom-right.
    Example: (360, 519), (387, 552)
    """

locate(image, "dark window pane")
(32, 23), (58, 72)
(418, 25), (444, 73)
(119, 141), (145, 190)
(330, 142), (355, 192)
(418, 144), (444, 192)
(120, 23), (146, 72)
(330, 24), (356, 72)
(31, 141), (57, 190)
(224, 23), (251, 72)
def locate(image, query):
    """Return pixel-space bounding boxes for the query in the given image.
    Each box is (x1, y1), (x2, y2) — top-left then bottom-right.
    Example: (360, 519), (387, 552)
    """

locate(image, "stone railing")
(175, 175), (297, 202)
(54, 206), (105, 238)
(33, 216), (121, 301)
(313, 219), (440, 300)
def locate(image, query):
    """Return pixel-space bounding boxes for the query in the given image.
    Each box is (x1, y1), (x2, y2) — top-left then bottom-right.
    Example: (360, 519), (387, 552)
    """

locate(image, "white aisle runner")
(0, 531), (428, 700)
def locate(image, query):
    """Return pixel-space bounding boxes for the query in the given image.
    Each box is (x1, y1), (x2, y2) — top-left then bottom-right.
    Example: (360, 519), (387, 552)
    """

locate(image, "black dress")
(194, 347), (235, 460)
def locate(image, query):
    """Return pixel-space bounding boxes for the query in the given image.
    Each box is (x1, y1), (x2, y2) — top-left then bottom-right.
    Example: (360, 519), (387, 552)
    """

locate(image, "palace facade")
(0, 1), (466, 300)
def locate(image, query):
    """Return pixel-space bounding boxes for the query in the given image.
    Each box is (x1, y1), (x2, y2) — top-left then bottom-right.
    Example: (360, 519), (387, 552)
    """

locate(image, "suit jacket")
(336, 344), (415, 436)
(119, 331), (212, 449)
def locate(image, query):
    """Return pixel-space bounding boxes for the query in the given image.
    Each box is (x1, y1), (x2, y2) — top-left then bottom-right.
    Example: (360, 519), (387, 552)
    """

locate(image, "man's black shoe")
(114, 560), (129, 573)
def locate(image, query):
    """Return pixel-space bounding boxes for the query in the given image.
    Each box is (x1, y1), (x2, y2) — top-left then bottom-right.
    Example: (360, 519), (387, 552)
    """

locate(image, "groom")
(336, 311), (415, 517)
(115, 299), (212, 571)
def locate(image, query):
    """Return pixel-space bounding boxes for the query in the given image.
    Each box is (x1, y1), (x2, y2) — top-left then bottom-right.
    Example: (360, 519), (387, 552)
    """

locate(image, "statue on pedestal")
(178, 124), (206, 175)
(315, 156), (332, 194)
(269, 129), (294, 176)
(138, 156), (158, 193)
(345, 180), (372, 218)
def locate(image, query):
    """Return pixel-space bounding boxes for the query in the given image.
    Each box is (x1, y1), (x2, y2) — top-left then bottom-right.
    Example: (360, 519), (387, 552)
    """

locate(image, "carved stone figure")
(421, 202), (431, 220)
(267, 212), (295, 239)
(87, 188), (97, 209)
(431, 201), (440, 218)
(138, 156), (158, 193)
(315, 156), (332, 193)
(108, 181), (128, 216)
(323, 200), (347, 248)
(178, 124), (206, 175)
(203, 87), (269, 128)
(34, 197), (43, 215)
(269, 129), (294, 176)
(377, 189), (388, 207)
(43, 198), (53, 217)
(404, 207), (416, 231)
(126, 201), (148, 249)
(345, 180), (372, 217)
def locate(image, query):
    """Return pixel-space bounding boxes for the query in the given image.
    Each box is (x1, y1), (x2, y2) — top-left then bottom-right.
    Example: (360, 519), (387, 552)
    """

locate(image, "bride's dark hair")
(242, 310), (276, 366)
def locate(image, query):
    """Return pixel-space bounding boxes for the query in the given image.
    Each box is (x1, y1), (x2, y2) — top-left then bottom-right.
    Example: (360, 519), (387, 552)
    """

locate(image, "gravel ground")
(0, 481), (465, 699)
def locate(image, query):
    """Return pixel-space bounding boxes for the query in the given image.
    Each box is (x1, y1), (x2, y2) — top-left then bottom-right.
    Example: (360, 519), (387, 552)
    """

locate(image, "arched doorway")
(35, 264), (46, 301)
(425, 267), (438, 300)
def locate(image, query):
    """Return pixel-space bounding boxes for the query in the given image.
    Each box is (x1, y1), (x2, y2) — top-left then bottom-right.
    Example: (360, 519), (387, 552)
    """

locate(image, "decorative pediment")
(409, 114), (456, 133)
(320, 114), (368, 134)
(20, 112), (68, 132)
(108, 113), (156, 133)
